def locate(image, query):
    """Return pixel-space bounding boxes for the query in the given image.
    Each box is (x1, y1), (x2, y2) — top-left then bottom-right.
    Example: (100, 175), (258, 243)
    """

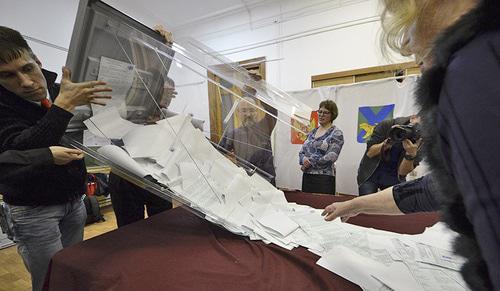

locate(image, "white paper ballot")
(256, 190), (288, 206)
(317, 247), (391, 291)
(83, 130), (111, 147)
(318, 246), (423, 291)
(93, 56), (135, 114)
(84, 106), (140, 139)
(257, 210), (299, 237)
(97, 145), (149, 177)
(402, 222), (458, 252)
(414, 243), (464, 271)
(160, 108), (205, 131)
(248, 171), (275, 192)
(224, 174), (251, 206)
(122, 124), (174, 158)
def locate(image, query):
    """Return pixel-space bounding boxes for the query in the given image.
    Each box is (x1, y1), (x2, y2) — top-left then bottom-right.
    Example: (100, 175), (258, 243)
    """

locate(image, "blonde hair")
(380, 0), (418, 58)
(380, 0), (477, 62)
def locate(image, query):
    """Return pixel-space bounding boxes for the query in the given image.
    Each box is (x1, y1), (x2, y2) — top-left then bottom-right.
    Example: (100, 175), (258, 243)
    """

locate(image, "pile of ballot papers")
(87, 112), (468, 291)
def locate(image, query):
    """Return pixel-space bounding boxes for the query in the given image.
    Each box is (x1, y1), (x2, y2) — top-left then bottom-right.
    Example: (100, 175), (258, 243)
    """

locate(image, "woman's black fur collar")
(414, 1), (499, 290)
(417, 0), (500, 110)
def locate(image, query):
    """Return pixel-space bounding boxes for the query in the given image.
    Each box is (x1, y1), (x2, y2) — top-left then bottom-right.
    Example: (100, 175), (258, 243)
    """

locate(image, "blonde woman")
(322, 1), (499, 290)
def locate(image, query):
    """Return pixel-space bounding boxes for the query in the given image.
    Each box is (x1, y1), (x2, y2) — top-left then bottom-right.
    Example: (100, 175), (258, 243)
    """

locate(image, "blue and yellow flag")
(357, 104), (394, 143)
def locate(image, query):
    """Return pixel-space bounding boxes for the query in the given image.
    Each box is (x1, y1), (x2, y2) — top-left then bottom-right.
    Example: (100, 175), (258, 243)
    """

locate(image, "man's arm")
(365, 121), (391, 158)
(366, 139), (390, 158)
(0, 108), (74, 150)
(0, 67), (111, 151)
(0, 147), (84, 184)
(398, 157), (416, 176)
(398, 138), (422, 177)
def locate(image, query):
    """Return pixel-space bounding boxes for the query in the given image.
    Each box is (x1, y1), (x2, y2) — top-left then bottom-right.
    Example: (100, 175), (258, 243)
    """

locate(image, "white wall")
(173, 0), (410, 91)
(0, 0), (79, 77)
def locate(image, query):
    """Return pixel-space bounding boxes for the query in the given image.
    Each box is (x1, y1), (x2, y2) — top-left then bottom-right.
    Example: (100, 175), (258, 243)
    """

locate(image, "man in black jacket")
(0, 26), (111, 291)
(357, 115), (422, 195)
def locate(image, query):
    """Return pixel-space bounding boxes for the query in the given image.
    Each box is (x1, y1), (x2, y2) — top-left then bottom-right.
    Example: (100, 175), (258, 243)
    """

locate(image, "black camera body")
(388, 124), (421, 143)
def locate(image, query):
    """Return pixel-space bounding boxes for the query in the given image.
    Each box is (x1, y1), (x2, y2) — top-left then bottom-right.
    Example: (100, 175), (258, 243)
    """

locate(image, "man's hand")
(381, 138), (393, 153)
(54, 67), (112, 112)
(402, 138), (422, 157)
(49, 146), (84, 165)
(159, 84), (177, 108)
(366, 138), (392, 158)
(153, 25), (173, 44)
(321, 200), (360, 222)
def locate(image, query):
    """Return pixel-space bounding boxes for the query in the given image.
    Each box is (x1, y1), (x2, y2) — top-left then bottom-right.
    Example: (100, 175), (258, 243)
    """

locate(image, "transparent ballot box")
(65, 0), (313, 235)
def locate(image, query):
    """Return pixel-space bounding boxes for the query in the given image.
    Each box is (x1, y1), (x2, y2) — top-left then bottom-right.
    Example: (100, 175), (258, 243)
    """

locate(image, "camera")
(388, 124), (421, 143)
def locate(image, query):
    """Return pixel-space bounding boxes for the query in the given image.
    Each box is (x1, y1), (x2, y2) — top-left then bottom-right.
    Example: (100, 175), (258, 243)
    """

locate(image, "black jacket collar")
(43, 68), (58, 99)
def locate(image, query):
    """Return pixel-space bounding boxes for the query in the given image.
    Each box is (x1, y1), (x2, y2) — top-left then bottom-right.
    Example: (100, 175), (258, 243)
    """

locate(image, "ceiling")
(102, 0), (366, 33)
(103, 0), (273, 30)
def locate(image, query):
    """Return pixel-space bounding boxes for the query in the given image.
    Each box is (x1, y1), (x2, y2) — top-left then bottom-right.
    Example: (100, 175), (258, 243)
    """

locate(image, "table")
(44, 192), (439, 290)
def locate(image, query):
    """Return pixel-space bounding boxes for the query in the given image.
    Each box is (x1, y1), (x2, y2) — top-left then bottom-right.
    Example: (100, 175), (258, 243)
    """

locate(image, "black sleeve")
(366, 120), (389, 149)
(0, 105), (73, 151)
(441, 34), (500, 289)
(393, 174), (440, 213)
(0, 148), (53, 184)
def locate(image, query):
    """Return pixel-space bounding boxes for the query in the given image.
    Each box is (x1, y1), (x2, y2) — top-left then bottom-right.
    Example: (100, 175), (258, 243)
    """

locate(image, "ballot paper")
(257, 210), (299, 237)
(317, 246), (421, 291)
(122, 124), (174, 158)
(84, 106), (140, 139)
(366, 236), (469, 290)
(97, 145), (149, 177)
(290, 209), (350, 254)
(401, 222), (457, 252)
(414, 242), (465, 271)
(93, 56), (135, 114)
(89, 113), (470, 291)
(83, 129), (111, 147)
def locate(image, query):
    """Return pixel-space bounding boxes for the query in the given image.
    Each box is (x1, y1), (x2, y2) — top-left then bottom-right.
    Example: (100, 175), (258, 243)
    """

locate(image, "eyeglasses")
(317, 110), (331, 115)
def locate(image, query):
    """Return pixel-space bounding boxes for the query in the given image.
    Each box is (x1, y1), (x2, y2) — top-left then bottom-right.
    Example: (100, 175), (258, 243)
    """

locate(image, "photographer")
(357, 115), (422, 196)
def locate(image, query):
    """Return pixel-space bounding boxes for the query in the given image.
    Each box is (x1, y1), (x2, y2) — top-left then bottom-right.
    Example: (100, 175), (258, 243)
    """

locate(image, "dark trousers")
(109, 173), (172, 228)
(358, 180), (392, 196)
(301, 173), (336, 195)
